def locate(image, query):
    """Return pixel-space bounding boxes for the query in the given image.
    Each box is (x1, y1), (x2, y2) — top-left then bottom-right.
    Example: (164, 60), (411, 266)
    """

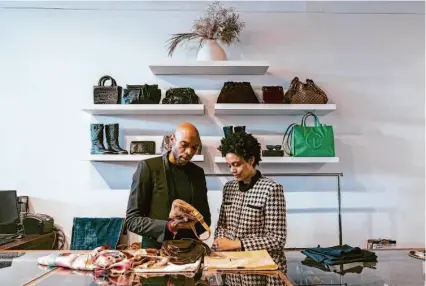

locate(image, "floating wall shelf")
(82, 104), (205, 115)
(149, 61), (269, 75)
(86, 154), (205, 162)
(214, 104), (337, 115)
(215, 156), (339, 164)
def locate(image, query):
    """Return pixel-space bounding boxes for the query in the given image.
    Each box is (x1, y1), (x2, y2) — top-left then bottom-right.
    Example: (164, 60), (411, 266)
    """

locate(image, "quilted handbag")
(283, 112), (335, 157)
(162, 88), (200, 104)
(122, 84), (161, 104)
(130, 141), (156, 155)
(217, 82), (260, 103)
(160, 239), (210, 265)
(283, 77), (328, 104)
(93, 75), (121, 104)
(169, 199), (211, 241)
(262, 86), (284, 103)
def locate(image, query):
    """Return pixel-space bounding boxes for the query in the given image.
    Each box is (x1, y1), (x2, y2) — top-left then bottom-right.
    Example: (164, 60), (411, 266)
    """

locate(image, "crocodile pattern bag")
(93, 75), (121, 104)
(130, 141), (155, 155)
(283, 77), (328, 104)
(162, 88), (200, 104)
(122, 84), (161, 104)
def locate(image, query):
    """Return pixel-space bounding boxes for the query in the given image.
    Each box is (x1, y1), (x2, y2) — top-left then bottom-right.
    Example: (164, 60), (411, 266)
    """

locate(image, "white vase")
(196, 39), (227, 61)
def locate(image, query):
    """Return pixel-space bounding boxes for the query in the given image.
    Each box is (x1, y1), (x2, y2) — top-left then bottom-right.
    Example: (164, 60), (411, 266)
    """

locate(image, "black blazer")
(125, 152), (211, 249)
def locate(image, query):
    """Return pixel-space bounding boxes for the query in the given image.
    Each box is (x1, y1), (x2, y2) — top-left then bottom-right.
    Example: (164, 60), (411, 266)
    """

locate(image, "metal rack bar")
(205, 172), (344, 246)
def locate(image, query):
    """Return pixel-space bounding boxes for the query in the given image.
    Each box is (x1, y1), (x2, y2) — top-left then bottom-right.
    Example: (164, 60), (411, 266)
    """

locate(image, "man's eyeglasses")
(266, 145), (282, 151)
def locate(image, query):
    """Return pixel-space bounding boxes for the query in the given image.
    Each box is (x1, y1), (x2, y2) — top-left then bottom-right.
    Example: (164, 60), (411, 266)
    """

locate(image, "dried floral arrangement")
(166, 1), (245, 57)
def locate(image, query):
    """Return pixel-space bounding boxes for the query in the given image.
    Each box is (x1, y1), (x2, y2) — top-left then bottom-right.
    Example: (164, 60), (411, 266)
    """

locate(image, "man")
(125, 122), (211, 249)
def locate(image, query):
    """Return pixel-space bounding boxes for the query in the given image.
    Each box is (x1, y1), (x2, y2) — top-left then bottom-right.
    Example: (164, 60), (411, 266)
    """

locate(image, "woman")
(213, 131), (287, 254)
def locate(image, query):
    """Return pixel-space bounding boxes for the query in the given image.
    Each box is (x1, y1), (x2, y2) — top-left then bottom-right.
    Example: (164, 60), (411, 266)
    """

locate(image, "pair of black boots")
(223, 125), (246, 137)
(91, 123), (128, 155)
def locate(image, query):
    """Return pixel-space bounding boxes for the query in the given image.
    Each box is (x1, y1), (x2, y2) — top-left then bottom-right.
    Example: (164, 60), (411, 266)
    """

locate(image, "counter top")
(0, 249), (423, 285)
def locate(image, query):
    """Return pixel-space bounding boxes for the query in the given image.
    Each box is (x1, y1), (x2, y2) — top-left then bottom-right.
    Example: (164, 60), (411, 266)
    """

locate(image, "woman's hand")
(212, 237), (241, 251)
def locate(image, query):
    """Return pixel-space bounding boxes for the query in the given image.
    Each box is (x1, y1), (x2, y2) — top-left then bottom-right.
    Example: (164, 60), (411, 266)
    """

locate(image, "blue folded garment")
(70, 217), (124, 250)
(301, 244), (377, 265)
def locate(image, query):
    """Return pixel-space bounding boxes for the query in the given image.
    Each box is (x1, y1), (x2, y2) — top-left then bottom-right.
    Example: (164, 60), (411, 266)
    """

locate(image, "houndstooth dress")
(214, 173), (287, 255)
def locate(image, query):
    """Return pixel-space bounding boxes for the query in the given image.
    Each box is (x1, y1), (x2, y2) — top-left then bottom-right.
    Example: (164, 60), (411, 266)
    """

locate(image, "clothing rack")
(204, 172), (344, 246)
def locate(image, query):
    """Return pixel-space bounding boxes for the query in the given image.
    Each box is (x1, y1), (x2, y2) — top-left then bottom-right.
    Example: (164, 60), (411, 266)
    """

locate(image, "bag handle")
(98, 75), (117, 87)
(306, 79), (327, 99)
(282, 123), (297, 156)
(301, 112), (320, 127)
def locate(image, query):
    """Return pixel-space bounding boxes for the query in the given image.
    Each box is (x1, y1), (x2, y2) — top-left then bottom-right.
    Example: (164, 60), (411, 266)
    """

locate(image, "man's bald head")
(174, 122), (200, 141)
(169, 122), (201, 165)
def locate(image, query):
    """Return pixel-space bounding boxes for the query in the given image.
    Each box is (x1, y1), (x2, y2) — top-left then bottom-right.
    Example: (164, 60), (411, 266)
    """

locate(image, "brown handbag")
(160, 239), (211, 265)
(283, 77), (328, 104)
(262, 86), (284, 103)
(169, 199), (211, 241)
(217, 82), (260, 103)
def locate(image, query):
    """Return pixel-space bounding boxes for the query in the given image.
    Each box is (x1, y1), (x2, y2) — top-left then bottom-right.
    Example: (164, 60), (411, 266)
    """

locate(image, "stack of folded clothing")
(301, 244), (377, 265)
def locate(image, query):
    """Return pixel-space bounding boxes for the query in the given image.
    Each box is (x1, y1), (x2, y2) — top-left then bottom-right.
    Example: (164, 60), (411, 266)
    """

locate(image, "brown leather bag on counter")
(160, 239), (211, 265)
(283, 77), (328, 104)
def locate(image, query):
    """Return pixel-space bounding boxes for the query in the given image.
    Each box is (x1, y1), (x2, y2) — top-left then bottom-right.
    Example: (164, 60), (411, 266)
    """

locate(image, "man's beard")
(172, 149), (188, 165)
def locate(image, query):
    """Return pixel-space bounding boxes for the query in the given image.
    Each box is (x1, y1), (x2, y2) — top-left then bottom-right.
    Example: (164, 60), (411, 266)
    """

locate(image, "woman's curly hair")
(218, 131), (262, 166)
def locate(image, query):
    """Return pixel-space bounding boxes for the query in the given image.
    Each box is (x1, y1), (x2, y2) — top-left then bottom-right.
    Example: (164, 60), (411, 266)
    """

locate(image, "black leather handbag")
(122, 84), (161, 104)
(217, 82), (260, 103)
(93, 75), (121, 104)
(130, 141), (156, 155)
(162, 88), (200, 104)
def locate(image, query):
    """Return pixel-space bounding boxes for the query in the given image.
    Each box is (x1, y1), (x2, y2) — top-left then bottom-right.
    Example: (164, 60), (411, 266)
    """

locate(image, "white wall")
(0, 1), (424, 249)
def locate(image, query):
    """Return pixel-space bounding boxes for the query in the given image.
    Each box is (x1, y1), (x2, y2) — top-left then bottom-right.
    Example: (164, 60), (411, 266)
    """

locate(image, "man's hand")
(212, 237), (241, 251)
(168, 219), (195, 233)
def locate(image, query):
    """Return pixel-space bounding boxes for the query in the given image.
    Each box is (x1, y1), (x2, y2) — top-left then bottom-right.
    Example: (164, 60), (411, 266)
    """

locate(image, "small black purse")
(93, 75), (121, 104)
(162, 88), (200, 104)
(130, 141), (156, 155)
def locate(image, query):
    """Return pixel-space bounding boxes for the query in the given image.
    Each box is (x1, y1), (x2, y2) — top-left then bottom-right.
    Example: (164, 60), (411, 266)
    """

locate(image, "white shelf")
(149, 61), (269, 75)
(82, 104), (205, 115)
(87, 154), (205, 162)
(215, 156), (339, 164)
(214, 104), (336, 115)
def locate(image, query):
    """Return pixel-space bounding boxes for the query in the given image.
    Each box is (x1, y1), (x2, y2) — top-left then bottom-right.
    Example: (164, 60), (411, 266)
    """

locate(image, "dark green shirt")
(169, 160), (193, 204)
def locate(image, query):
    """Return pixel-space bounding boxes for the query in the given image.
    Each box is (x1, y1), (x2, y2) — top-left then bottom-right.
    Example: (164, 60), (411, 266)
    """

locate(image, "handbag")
(217, 82), (260, 103)
(262, 86), (284, 104)
(93, 75), (121, 104)
(160, 239), (210, 265)
(161, 134), (202, 155)
(162, 88), (199, 104)
(169, 199), (211, 241)
(283, 112), (335, 157)
(122, 84), (161, 104)
(283, 77), (328, 104)
(130, 141), (156, 155)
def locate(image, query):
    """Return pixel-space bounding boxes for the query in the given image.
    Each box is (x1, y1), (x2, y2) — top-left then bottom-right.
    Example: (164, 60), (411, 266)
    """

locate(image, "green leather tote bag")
(283, 112), (335, 157)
